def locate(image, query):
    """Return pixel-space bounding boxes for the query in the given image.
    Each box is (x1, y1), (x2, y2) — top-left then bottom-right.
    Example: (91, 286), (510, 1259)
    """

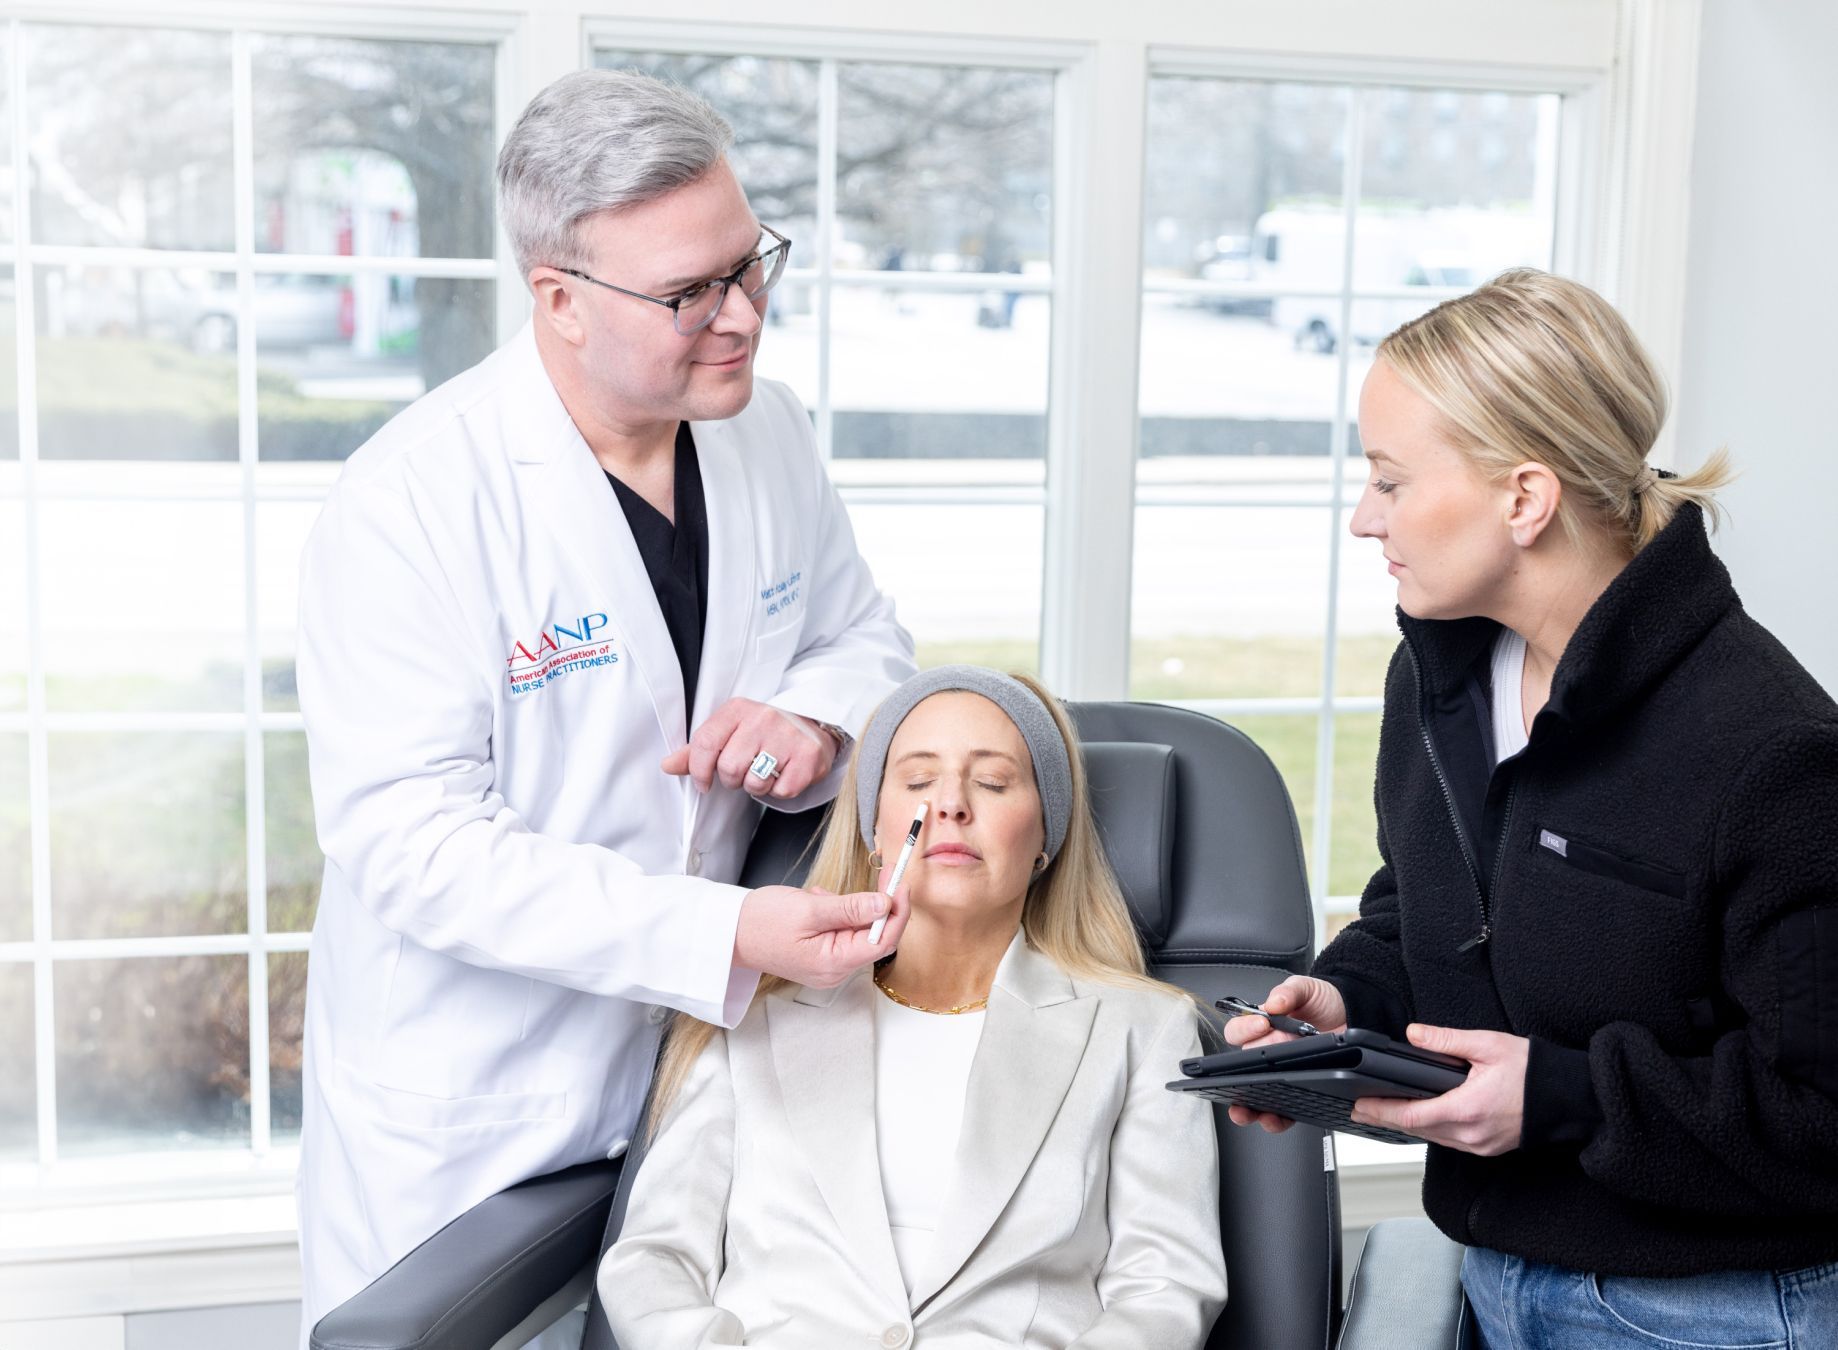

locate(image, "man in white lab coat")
(293, 69), (916, 1343)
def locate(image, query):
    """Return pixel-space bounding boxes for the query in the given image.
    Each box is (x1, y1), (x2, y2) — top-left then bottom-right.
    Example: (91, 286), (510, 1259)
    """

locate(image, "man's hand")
(1220, 975), (1349, 1134)
(662, 698), (840, 800)
(733, 883), (911, 989)
(1349, 1024), (1528, 1155)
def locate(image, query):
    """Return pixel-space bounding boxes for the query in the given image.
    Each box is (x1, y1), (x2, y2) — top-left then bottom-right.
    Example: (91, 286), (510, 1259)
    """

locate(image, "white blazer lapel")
(686, 415), (757, 733)
(765, 975), (908, 1307)
(511, 331), (686, 747)
(909, 935), (1097, 1309)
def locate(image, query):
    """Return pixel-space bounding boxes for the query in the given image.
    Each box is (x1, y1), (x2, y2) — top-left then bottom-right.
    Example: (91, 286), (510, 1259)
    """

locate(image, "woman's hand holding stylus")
(1220, 975), (1348, 1133)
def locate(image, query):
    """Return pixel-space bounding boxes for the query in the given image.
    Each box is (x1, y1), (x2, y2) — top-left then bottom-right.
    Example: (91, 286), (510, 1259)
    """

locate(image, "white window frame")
(0, 4), (518, 1204)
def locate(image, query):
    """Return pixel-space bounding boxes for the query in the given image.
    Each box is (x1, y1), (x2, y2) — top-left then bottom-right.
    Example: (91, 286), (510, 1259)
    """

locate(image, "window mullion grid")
(795, 266), (1052, 295)
(1038, 55), (1088, 695)
(1, 16), (516, 1186)
(232, 28), (271, 1159)
(1307, 86), (1367, 951)
(22, 244), (496, 278)
(1044, 42), (1143, 701)
(814, 58), (838, 462)
(12, 18), (58, 1170)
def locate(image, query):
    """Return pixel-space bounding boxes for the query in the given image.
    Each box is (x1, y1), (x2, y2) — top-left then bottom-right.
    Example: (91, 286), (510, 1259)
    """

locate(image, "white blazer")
(293, 322), (914, 1332)
(601, 933), (1227, 1349)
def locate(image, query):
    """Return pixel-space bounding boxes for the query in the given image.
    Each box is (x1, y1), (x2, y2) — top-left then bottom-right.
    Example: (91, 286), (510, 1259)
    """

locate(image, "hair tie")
(1631, 464), (1660, 497)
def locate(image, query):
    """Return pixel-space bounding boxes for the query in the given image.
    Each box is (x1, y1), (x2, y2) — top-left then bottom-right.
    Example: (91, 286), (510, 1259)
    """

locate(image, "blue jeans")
(1461, 1246), (1838, 1350)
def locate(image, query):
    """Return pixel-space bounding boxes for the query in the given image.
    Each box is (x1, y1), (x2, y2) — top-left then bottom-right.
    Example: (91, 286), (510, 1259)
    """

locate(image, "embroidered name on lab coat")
(506, 612), (619, 696)
(761, 571), (802, 619)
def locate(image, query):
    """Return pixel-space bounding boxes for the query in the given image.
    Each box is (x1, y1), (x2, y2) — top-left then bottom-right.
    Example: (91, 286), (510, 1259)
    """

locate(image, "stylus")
(868, 801), (926, 945)
(1215, 994), (1320, 1038)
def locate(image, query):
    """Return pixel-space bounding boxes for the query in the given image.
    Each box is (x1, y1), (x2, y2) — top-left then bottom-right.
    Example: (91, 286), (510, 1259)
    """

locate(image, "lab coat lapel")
(510, 327), (686, 747)
(686, 414), (757, 732)
(910, 935), (1096, 1310)
(766, 974), (907, 1308)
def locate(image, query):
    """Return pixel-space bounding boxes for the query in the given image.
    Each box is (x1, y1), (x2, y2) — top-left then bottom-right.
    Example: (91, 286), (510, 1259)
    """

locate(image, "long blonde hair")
(645, 672), (1187, 1134)
(1377, 268), (1733, 554)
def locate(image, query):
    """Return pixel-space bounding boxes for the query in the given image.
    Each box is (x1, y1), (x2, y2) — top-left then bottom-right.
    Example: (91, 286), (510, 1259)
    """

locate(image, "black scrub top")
(605, 421), (709, 734)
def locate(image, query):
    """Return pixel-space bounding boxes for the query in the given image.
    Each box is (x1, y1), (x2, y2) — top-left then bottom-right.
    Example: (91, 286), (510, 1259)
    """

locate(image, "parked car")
(1256, 206), (1541, 353)
(46, 268), (350, 353)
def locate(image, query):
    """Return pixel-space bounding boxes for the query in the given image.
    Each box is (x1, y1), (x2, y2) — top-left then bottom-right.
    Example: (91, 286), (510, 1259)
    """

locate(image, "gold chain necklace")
(872, 969), (989, 1016)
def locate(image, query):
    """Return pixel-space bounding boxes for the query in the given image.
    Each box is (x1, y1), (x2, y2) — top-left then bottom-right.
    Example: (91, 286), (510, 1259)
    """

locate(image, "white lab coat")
(293, 322), (914, 1339)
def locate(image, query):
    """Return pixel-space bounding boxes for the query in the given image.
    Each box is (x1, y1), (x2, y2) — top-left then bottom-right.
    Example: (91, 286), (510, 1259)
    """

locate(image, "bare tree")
(25, 27), (497, 391)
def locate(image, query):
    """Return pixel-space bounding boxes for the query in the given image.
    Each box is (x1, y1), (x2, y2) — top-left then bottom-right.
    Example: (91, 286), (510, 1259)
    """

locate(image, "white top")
(872, 986), (986, 1299)
(1490, 627), (1531, 763)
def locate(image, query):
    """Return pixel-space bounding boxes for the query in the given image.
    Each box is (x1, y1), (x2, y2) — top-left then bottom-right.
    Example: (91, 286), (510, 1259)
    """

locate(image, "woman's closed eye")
(1372, 477), (1398, 494)
(904, 778), (1007, 792)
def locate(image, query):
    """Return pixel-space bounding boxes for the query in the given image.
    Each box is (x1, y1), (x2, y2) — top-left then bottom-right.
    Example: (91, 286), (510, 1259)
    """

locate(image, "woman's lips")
(1386, 559), (1405, 575)
(923, 844), (981, 865)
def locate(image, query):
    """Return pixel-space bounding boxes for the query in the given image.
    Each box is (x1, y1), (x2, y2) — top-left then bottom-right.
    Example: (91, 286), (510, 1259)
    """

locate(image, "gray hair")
(496, 68), (734, 284)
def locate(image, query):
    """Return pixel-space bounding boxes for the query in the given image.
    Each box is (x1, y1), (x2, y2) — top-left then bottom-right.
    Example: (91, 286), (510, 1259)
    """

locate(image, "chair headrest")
(742, 702), (1313, 971)
(1081, 741), (1176, 947)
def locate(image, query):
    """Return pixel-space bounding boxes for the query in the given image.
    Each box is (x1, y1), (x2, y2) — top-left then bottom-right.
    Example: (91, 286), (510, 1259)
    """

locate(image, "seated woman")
(600, 666), (1227, 1349)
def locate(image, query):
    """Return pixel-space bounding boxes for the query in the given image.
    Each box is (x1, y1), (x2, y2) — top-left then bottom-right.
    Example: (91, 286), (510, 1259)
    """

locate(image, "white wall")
(1675, 0), (1838, 693)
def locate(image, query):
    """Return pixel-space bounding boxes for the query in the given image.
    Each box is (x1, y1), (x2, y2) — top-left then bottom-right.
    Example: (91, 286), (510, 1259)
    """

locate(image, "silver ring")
(748, 750), (781, 781)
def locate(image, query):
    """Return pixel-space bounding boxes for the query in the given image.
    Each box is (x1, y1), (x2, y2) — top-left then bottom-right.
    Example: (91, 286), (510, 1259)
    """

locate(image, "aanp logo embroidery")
(506, 612), (619, 696)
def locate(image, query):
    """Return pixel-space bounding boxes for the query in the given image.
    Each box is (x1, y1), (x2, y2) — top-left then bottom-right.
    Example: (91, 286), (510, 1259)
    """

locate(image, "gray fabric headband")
(855, 665), (1073, 860)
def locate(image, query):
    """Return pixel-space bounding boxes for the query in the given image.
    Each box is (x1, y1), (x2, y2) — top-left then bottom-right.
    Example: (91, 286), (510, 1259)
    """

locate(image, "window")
(591, 41), (1062, 674)
(0, 15), (499, 1180)
(1134, 73), (1562, 940)
(2, 11), (1606, 1190)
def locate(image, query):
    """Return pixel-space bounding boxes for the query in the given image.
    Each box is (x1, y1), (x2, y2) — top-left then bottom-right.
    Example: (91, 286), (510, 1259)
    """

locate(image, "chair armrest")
(310, 1158), (624, 1350)
(1335, 1217), (1469, 1350)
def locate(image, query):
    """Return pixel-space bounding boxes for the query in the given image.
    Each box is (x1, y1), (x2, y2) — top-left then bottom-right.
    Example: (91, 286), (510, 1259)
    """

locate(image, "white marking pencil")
(869, 801), (927, 945)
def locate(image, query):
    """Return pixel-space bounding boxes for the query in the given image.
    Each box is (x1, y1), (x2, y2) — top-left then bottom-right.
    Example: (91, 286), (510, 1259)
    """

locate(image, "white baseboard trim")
(0, 1316), (125, 1350)
(0, 1229), (300, 1322)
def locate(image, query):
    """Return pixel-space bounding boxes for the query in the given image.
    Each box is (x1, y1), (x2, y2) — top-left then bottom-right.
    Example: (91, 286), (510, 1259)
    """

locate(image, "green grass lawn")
(27, 337), (395, 461)
(5, 635), (1396, 957)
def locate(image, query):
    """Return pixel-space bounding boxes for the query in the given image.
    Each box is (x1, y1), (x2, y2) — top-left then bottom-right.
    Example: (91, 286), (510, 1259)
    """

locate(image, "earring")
(868, 849), (885, 870)
(1033, 852), (1049, 873)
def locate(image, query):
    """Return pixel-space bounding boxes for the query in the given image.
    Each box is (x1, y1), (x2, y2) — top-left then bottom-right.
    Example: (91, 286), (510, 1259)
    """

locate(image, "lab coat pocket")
(340, 1061), (567, 1131)
(744, 622), (802, 698)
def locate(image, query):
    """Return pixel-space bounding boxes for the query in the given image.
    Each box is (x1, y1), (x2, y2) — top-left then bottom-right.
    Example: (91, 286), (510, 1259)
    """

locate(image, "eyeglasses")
(557, 225), (792, 336)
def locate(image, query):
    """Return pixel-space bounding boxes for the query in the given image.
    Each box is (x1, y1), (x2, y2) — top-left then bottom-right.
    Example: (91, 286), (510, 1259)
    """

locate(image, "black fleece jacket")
(1313, 504), (1838, 1277)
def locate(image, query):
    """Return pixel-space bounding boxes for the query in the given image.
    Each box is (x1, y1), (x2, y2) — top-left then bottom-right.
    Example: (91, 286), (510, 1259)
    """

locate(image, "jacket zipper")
(1404, 641), (1495, 954)
(1480, 778), (1518, 945)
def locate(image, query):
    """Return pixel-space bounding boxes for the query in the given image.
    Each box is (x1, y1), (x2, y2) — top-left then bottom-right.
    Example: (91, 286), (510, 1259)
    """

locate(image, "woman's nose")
(1349, 489), (1383, 539)
(933, 784), (970, 821)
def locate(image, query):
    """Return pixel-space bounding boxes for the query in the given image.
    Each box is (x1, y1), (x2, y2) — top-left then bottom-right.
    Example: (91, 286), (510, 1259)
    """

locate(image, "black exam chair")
(311, 700), (1457, 1350)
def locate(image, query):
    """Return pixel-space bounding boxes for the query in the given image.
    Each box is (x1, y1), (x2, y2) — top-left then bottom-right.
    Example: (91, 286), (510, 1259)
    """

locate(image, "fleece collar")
(1397, 503), (1737, 727)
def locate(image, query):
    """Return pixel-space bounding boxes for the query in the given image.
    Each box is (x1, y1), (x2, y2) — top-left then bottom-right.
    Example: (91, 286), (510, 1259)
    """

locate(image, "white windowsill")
(0, 1192), (302, 1322)
(0, 1143), (1424, 1323)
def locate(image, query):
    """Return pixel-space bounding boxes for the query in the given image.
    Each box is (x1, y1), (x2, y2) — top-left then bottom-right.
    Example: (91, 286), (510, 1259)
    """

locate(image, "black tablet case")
(1166, 1029), (1470, 1147)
